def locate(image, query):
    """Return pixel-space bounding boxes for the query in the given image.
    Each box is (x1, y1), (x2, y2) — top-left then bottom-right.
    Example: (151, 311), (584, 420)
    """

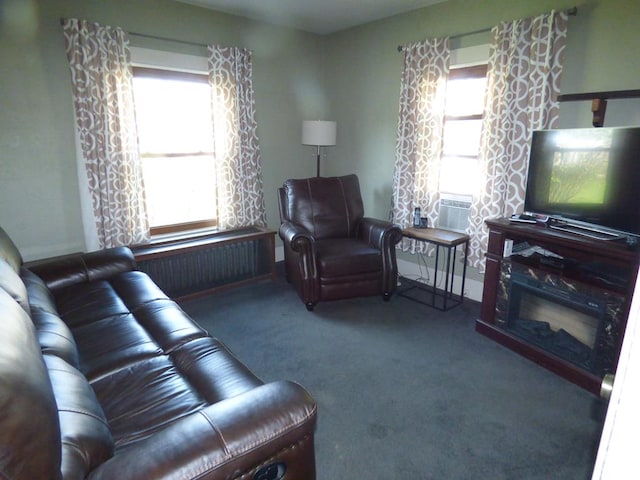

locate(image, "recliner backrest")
(281, 175), (365, 240)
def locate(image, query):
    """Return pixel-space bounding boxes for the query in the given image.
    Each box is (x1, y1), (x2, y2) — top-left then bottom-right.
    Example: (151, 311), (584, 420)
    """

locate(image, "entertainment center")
(477, 218), (639, 394)
(478, 125), (640, 394)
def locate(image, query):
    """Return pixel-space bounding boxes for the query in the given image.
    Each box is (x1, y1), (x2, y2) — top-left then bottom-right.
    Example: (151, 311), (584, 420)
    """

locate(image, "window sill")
(131, 225), (275, 257)
(148, 226), (221, 246)
(130, 225), (277, 301)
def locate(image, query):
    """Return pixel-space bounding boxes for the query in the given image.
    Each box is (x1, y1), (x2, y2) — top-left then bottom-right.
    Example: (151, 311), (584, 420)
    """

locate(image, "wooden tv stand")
(477, 218), (640, 395)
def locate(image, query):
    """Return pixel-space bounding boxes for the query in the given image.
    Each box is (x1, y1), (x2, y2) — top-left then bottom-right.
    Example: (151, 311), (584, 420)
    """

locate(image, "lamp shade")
(302, 120), (337, 146)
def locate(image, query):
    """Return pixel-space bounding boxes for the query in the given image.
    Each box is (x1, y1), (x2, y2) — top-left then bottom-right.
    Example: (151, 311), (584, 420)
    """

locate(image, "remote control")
(509, 214), (536, 224)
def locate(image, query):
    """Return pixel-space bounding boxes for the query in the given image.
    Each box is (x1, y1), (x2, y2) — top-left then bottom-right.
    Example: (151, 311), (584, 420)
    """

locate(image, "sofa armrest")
(25, 247), (137, 292)
(87, 381), (317, 480)
(359, 217), (403, 250)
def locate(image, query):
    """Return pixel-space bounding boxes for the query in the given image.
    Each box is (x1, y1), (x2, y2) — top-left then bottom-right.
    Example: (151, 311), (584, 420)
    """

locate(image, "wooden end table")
(399, 227), (470, 311)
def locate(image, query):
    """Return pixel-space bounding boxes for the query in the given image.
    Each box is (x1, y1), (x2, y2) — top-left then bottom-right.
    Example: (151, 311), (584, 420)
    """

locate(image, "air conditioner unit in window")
(438, 193), (472, 233)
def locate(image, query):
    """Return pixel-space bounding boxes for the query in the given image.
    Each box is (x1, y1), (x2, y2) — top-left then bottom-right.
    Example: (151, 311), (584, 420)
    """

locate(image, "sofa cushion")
(53, 272), (173, 329)
(21, 267), (59, 315)
(44, 354), (114, 479)
(170, 337), (263, 403)
(109, 270), (169, 307)
(0, 288), (61, 479)
(71, 312), (163, 381)
(84, 381), (317, 480)
(0, 258), (29, 313)
(91, 336), (264, 450)
(54, 280), (131, 328)
(132, 298), (209, 352)
(91, 355), (208, 449)
(31, 309), (80, 368)
(54, 272), (212, 380)
(27, 247), (137, 293)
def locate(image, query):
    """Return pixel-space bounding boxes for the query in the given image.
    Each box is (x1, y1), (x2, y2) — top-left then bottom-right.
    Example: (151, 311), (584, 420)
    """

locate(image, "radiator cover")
(133, 227), (276, 300)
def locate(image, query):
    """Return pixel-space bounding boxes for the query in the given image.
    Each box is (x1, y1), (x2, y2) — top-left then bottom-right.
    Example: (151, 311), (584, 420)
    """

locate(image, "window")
(439, 64), (488, 195)
(132, 67), (217, 235)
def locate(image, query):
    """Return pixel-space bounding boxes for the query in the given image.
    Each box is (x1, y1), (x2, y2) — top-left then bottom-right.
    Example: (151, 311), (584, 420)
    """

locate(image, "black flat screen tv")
(524, 126), (640, 239)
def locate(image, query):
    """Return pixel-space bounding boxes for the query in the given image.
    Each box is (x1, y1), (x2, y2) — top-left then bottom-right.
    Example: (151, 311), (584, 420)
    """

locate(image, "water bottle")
(413, 207), (421, 227)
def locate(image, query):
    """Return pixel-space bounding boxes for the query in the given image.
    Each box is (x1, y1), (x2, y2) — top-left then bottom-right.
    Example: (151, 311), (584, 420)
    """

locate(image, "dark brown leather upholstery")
(0, 225), (317, 479)
(278, 174), (402, 310)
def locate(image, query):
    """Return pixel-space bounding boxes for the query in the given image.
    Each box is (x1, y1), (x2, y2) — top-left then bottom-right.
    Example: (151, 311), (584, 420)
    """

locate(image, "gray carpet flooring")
(181, 272), (604, 480)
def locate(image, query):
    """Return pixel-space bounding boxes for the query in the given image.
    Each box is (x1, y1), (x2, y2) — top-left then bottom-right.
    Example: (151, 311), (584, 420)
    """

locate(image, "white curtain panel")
(391, 37), (450, 254)
(466, 10), (569, 271)
(62, 18), (149, 249)
(208, 46), (266, 230)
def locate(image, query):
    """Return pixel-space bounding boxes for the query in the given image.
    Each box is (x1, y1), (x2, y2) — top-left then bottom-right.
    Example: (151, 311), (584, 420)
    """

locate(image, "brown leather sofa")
(278, 174), (403, 310)
(0, 225), (317, 480)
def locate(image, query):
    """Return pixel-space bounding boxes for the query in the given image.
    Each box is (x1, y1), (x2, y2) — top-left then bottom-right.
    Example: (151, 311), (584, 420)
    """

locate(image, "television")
(524, 126), (640, 240)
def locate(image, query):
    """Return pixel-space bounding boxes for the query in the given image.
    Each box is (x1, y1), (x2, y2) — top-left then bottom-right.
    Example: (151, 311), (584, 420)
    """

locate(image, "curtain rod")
(59, 18), (209, 49)
(396, 6), (577, 52)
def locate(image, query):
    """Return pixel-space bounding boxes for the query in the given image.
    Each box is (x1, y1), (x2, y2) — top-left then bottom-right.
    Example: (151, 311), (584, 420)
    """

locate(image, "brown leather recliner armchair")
(278, 174), (403, 310)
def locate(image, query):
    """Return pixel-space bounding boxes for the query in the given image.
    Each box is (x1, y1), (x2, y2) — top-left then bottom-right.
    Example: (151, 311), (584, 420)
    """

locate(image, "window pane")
(439, 156), (481, 194)
(133, 70), (217, 231)
(142, 155), (217, 227)
(133, 76), (214, 154)
(444, 77), (486, 116)
(442, 119), (482, 157)
(437, 66), (487, 198)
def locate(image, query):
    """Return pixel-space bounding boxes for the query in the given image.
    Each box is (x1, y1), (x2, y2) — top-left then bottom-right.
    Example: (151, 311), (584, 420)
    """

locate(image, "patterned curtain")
(467, 10), (568, 270)
(208, 46), (266, 229)
(391, 38), (450, 253)
(62, 19), (149, 249)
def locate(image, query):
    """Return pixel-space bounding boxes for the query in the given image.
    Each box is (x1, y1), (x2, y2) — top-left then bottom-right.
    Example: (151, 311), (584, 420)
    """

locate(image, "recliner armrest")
(25, 247), (137, 292)
(359, 218), (403, 250)
(279, 221), (316, 254)
(87, 381), (317, 480)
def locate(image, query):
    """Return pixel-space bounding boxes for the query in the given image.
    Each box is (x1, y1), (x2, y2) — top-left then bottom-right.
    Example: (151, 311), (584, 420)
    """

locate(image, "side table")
(399, 227), (470, 311)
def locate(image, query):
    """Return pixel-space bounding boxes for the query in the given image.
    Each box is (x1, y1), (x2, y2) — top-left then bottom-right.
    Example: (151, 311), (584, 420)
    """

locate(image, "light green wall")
(322, 0), (640, 281)
(324, 0), (640, 220)
(2, 0), (639, 265)
(0, 0), (324, 260)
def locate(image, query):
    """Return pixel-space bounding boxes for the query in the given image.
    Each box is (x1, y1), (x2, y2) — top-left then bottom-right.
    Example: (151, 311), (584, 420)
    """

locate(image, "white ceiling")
(175, 0), (449, 35)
